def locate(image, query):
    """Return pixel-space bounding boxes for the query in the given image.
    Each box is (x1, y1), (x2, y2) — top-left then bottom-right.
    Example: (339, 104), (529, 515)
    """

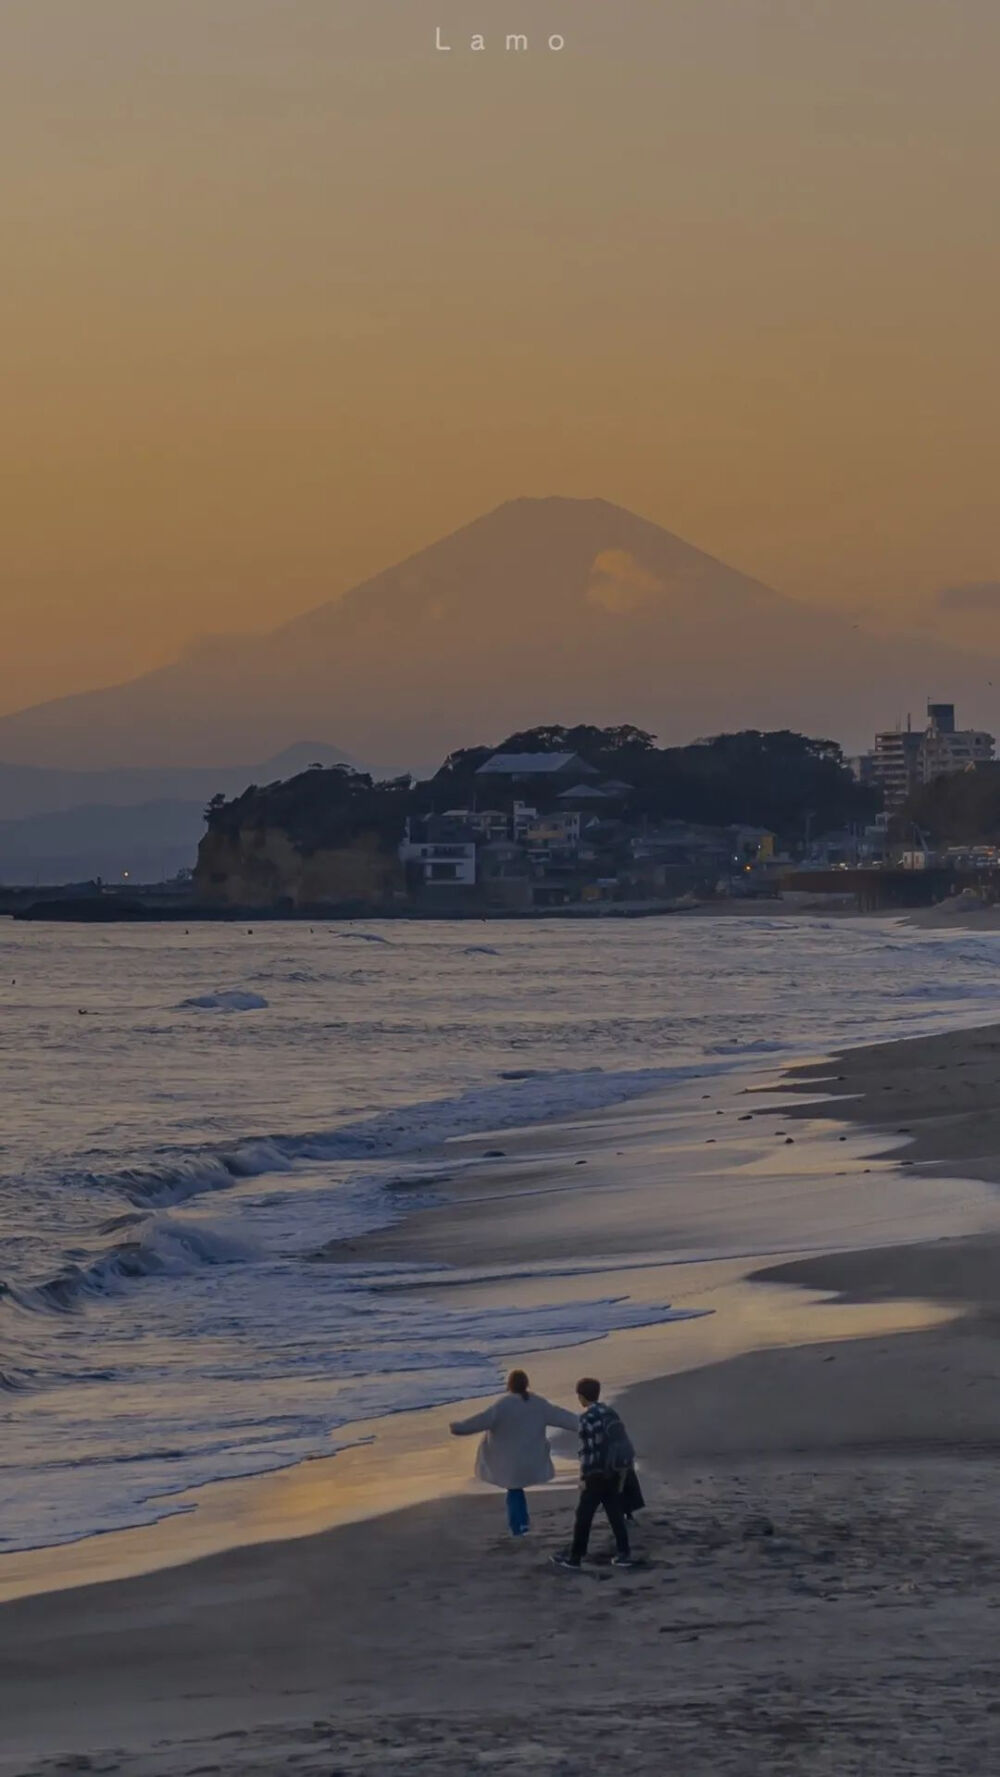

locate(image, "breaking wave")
(68, 1064), (710, 1213)
(10, 914), (1000, 1554)
(4, 1218), (255, 1321)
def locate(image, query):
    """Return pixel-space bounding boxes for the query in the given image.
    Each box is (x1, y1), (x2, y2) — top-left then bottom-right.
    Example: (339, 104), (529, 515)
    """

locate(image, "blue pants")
(505, 1488), (530, 1535)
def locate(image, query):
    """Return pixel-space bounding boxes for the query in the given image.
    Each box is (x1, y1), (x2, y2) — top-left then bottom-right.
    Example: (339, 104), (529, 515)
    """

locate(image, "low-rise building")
(512, 800), (539, 842)
(729, 825), (776, 863)
(399, 838), (477, 886)
(399, 816), (477, 886)
(442, 807), (509, 842)
(519, 811), (584, 850)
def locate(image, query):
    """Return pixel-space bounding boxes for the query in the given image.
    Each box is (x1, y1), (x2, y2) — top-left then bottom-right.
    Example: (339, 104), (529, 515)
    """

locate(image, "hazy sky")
(2, 0), (999, 715)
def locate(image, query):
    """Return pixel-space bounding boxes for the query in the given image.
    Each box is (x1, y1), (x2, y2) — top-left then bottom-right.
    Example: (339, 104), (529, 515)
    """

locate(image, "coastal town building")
(518, 811), (584, 851)
(920, 704), (994, 779)
(399, 840), (477, 886)
(399, 818), (478, 886)
(731, 826), (777, 864)
(406, 751), (640, 899)
(512, 801), (538, 842)
(868, 727), (925, 809)
(442, 807), (509, 842)
(859, 703), (995, 810)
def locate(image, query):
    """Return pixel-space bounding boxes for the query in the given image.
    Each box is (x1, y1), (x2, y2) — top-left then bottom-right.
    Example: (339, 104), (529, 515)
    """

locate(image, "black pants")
(571, 1473), (631, 1561)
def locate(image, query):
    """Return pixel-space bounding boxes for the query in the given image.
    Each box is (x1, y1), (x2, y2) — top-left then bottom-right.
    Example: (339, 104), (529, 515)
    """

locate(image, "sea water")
(2, 914), (999, 1553)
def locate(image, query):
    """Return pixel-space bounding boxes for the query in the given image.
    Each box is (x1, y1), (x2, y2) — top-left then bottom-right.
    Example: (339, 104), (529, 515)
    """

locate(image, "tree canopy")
(904, 766), (1000, 844)
(204, 724), (876, 850)
(206, 764), (413, 854)
(426, 725), (874, 837)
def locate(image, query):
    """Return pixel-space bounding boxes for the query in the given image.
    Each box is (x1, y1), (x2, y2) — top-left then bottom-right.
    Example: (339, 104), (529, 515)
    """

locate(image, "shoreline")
(4, 895), (840, 924)
(6, 1049), (997, 1603)
(7, 1021), (1000, 1769)
(5, 1222), (1000, 1771)
(11, 895), (1000, 931)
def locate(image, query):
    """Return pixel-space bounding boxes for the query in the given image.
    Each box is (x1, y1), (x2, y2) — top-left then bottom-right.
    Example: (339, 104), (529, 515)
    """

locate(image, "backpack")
(602, 1407), (636, 1473)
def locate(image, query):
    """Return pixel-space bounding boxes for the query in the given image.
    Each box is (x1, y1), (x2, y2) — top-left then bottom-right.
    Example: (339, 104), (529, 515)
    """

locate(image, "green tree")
(905, 766), (1000, 844)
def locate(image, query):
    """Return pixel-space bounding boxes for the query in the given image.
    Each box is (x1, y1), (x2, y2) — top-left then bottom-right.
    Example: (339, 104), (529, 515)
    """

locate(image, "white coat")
(451, 1392), (580, 1489)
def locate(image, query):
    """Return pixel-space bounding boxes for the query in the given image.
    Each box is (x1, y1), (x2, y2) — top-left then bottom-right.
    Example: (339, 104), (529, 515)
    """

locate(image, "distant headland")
(9, 723), (877, 920)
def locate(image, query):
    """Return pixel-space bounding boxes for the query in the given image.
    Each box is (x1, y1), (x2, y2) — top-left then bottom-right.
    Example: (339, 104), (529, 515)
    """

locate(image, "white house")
(399, 838), (477, 886)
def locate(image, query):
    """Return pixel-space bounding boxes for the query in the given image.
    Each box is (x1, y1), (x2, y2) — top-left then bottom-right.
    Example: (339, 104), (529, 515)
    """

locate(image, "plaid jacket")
(578, 1403), (617, 1477)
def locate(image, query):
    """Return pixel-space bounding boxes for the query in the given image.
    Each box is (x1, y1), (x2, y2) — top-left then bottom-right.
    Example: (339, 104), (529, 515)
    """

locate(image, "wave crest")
(6, 1218), (255, 1324)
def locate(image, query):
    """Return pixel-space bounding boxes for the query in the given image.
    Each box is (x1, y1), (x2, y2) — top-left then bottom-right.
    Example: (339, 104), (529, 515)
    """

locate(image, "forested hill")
(430, 725), (874, 837)
(203, 726), (876, 847)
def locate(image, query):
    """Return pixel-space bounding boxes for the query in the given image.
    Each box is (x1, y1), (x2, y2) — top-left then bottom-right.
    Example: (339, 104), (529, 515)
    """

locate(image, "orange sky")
(2, 0), (999, 716)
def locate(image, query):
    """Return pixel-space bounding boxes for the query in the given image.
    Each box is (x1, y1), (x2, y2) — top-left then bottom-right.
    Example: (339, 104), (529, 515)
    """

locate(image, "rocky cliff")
(194, 824), (403, 908)
(192, 763), (411, 908)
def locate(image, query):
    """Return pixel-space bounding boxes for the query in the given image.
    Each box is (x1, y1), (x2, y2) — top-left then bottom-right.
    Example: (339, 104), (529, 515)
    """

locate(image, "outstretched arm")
(450, 1402), (498, 1436)
(543, 1402), (581, 1434)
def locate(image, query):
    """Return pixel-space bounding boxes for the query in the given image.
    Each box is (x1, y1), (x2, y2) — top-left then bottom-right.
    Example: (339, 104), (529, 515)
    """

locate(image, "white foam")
(71, 1063), (713, 1212)
(0, 1292), (704, 1551)
(178, 989), (269, 1012)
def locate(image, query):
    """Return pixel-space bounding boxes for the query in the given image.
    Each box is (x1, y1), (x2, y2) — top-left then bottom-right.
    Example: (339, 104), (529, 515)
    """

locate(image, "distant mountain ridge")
(1, 497), (998, 769)
(0, 742), (356, 823)
(0, 743), (355, 885)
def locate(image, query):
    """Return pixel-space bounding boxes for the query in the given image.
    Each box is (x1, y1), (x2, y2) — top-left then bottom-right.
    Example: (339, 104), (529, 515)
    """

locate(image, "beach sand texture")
(5, 1023), (1000, 1774)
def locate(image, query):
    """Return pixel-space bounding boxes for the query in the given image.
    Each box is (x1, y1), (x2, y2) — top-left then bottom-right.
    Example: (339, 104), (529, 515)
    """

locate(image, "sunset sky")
(2, 0), (999, 718)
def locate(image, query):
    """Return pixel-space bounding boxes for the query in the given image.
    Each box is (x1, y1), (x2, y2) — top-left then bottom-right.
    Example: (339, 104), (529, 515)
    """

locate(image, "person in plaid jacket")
(552, 1377), (635, 1569)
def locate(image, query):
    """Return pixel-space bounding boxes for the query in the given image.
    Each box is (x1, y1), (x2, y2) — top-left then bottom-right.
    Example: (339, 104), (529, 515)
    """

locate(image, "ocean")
(3, 913), (1000, 1555)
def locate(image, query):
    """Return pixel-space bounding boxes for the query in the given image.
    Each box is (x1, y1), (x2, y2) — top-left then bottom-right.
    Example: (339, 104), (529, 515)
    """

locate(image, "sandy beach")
(6, 1024), (1000, 1773)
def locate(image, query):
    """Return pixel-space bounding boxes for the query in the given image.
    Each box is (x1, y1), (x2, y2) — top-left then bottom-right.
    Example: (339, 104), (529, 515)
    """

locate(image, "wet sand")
(4, 1247), (1000, 1776)
(6, 1028), (1000, 1772)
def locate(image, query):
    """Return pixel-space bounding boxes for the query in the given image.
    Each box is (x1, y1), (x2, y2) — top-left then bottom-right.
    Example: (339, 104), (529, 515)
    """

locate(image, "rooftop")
(556, 784), (611, 802)
(476, 752), (597, 778)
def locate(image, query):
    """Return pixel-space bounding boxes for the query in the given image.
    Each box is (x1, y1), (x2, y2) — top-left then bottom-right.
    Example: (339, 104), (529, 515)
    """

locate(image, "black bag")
(621, 1466), (645, 1516)
(603, 1407), (635, 1473)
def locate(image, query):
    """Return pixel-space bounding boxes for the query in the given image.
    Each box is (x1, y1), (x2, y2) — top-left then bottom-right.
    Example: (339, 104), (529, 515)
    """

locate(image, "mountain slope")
(1, 498), (996, 767)
(0, 800), (203, 886)
(0, 742), (356, 824)
(0, 744), (357, 881)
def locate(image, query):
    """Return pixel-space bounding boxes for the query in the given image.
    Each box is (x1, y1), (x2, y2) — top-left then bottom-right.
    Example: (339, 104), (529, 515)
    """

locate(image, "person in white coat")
(450, 1368), (580, 1535)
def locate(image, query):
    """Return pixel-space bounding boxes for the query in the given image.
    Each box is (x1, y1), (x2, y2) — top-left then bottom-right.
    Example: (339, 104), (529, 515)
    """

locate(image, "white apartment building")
(919, 703), (994, 780)
(864, 703), (995, 809)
